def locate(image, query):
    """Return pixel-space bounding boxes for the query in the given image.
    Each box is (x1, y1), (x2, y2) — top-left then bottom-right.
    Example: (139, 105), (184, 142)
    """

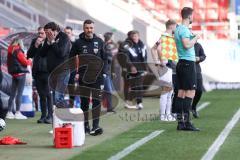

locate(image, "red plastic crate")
(54, 126), (73, 148)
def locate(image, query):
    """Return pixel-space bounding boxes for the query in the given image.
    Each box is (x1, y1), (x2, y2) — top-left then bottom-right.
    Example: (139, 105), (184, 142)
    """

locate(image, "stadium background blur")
(0, 0), (240, 92)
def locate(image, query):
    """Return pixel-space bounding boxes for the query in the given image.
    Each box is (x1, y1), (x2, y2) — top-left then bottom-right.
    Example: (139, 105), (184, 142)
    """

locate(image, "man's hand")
(195, 34), (201, 40)
(46, 31), (55, 43)
(159, 60), (166, 67)
(75, 73), (79, 81)
(142, 71), (148, 76)
(160, 64), (165, 67)
(131, 66), (137, 74)
(194, 34), (201, 43)
(196, 56), (200, 62)
(34, 37), (43, 48)
(183, 34), (201, 49)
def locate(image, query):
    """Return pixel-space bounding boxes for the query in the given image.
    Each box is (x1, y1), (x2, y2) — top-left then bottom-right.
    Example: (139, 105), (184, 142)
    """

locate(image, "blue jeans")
(54, 71), (70, 107)
(103, 75), (114, 111)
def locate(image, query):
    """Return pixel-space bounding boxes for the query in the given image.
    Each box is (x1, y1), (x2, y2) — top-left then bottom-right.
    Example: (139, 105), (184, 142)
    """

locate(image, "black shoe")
(44, 118), (52, 124)
(85, 125), (90, 134)
(177, 122), (186, 130)
(89, 127), (103, 136)
(192, 110), (199, 118)
(37, 118), (45, 124)
(185, 122), (200, 131)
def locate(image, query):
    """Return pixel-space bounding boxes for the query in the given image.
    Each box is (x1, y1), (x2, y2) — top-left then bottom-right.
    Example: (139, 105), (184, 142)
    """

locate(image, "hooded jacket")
(125, 39), (147, 73)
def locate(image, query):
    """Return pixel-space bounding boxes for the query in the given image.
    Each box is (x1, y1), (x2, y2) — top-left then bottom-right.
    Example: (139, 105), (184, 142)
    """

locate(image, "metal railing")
(0, 0), (49, 29)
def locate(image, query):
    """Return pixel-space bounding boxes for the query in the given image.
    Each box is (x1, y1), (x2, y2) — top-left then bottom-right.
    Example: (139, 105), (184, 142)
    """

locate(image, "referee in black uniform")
(174, 7), (200, 131)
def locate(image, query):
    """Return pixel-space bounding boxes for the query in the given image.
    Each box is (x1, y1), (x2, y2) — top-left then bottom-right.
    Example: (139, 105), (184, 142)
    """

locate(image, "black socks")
(183, 97), (193, 123)
(175, 97), (193, 123)
(175, 97), (184, 122)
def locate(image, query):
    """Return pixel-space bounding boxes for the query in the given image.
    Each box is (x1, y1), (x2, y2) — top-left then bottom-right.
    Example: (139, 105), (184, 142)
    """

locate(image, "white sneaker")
(14, 112), (27, 119)
(124, 104), (137, 109)
(160, 115), (168, 121)
(6, 112), (15, 119)
(166, 114), (176, 122)
(49, 130), (53, 134)
(124, 101), (137, 109)
(137, 103), (144, 110)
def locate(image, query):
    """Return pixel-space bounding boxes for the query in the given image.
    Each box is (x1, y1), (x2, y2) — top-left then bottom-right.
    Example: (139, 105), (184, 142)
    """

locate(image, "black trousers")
(128, 73), (143, 104)
(35, 73), (52, 119)
(122, 71), (130, 101)
(68, 71), (76, 107)
(79, 82), (101, 129)
(172, 74), (178, 113)
(192, 78), (203, 111)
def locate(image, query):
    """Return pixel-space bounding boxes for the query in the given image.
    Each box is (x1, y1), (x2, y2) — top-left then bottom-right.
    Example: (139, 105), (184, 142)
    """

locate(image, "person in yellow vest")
(151, 19), (177, 121)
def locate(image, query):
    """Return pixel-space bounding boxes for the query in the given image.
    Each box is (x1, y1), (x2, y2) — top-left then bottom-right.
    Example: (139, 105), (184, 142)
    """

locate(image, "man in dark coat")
(70, 19), (107, 136)
(40, 22), (71, 108)
(27, 27), (52, 124)
(191, 42), (206, 118)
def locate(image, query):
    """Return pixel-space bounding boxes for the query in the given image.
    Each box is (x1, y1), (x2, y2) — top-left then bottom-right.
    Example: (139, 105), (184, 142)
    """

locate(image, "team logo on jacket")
(94, 42), (98, 48)
(93, 42), (99, 54)
(82, 46), (88, 53)
(93, 48), (98, 54)
(83, 49), (88, 53)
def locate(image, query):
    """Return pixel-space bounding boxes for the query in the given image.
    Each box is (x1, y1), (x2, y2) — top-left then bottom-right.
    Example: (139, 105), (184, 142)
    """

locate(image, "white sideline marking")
(201, 108), (240, 160)
(197, 102), (211, 112)
(108, 102), (209, 160)
(108, 130), (164, 160)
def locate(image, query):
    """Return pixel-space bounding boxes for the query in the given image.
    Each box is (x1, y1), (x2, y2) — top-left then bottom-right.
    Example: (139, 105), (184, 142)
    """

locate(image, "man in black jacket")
(124, 30), (147, 110)
(70, 19), (107, 136)
(41, 22), (71, 108)
(27, 27), (52, 124)
(192, 42), (206, 118)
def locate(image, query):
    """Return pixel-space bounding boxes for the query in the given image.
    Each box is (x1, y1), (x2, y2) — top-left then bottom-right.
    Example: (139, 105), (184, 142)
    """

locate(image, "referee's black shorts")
(176, 59), (196, 90)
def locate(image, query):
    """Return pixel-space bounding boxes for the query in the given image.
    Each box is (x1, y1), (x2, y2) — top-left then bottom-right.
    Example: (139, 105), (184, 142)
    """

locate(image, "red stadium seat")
(206, 0), (219, 9)
(206, 9), (218, 21)
(167, 0), (179, 10)
(140, 0), (155, 10)
(140, 0), (230, 39)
